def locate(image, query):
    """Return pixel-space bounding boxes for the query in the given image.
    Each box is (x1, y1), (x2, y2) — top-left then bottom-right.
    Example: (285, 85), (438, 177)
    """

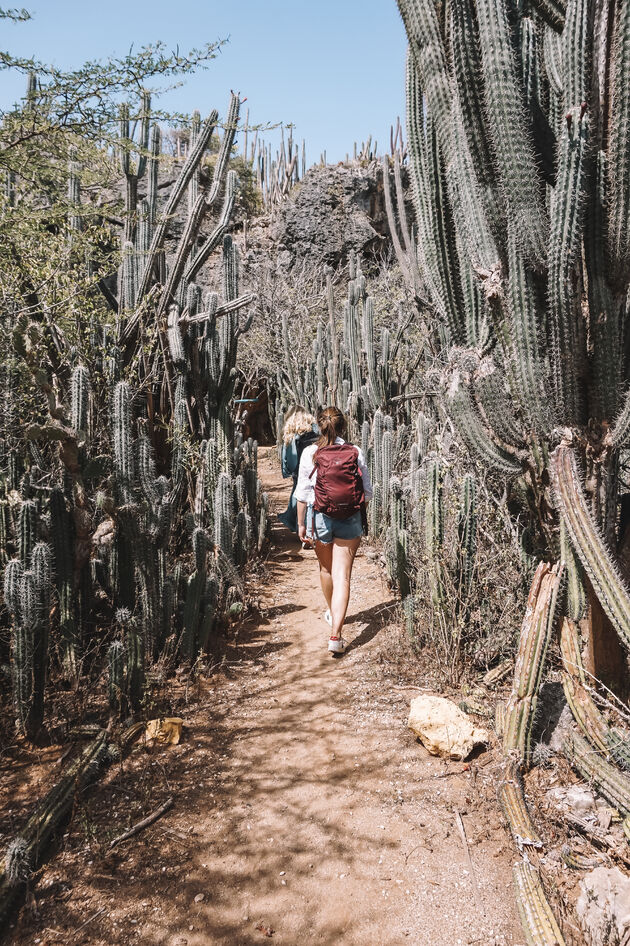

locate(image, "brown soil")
(4, 448), (524, 946)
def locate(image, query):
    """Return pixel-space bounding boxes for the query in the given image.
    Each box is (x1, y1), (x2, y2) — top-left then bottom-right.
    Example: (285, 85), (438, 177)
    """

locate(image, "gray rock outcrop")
(271, 161), (388, 269)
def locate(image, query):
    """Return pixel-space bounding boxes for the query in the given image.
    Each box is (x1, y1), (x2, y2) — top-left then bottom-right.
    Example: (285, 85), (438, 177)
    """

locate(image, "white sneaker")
(324, 609), (333, 627)
(328, 637), (347, 655)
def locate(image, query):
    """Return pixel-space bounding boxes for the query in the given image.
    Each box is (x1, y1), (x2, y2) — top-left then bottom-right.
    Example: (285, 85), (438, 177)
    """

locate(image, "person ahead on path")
(277, 406), (319, 538)
(294, 406), (373, 655)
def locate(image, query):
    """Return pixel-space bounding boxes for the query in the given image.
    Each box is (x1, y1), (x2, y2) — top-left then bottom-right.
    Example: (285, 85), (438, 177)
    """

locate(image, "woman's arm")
(293, 445), (315, 505)
(357, 447), (373, 501)
(297, 500), (308, 542)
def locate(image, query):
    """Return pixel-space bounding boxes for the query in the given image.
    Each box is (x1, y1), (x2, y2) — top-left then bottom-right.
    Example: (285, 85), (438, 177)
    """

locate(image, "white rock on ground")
(546, 784), (597, 814)
(408, 694), (489, 761)
(576, 866), (630, 946)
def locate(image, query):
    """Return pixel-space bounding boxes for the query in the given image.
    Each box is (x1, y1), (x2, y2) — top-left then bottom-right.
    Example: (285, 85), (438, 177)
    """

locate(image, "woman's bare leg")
(314, 541), (334, 612)
(330, 538), (361, 638)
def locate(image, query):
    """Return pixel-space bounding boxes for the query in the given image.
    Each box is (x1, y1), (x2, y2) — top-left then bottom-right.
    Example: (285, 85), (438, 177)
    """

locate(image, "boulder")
(271, 161), (388, 268)
(408, 694), (489, 761)
(576, 866), (630, 946)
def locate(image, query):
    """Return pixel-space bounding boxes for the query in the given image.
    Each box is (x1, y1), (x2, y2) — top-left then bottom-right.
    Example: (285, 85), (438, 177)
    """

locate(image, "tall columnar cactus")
(18, 500), (37, 566)
(397, 0), (630, 684)
(397, 5), (630, 929)
(215, 472), (234, 560)
(113, 381), (134, 505)
(456, 474), (477, 605)
(4, 537), (52, 740)
(70, 365), (90, 439)
(49, 488), (77, 676)
(424, 457), (444, 606)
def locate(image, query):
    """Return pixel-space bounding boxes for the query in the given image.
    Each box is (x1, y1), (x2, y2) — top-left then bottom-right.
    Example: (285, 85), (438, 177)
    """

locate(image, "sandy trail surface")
(7, 447), (523, 946)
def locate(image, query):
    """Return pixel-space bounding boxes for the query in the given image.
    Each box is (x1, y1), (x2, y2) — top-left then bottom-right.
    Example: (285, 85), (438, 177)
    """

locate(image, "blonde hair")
(282, 406), (317, 445)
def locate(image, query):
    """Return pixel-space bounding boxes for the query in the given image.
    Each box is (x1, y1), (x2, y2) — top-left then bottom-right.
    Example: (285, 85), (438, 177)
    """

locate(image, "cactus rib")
(512, 860), (566, 946)
(551, 444), (630, 650)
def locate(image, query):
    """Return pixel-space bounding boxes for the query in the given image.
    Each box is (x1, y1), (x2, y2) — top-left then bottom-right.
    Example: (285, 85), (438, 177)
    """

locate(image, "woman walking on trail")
(294, 406), (372, 655)
(277, 406), (319, 539)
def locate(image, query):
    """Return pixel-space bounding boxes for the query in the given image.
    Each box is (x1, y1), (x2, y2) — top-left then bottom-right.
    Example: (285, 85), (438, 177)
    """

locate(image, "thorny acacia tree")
(0, 7), (225, 353)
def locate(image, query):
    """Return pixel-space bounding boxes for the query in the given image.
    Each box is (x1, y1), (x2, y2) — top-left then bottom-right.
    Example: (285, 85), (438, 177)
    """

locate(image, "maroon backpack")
(310, 443), (365, 521)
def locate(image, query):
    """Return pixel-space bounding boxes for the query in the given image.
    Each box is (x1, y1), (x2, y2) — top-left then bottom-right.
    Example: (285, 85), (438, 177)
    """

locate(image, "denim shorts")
(307, 506), (363, 544)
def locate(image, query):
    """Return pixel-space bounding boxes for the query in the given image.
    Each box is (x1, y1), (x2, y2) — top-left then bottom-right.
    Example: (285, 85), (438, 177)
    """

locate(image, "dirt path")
(8, 448), (523, 946)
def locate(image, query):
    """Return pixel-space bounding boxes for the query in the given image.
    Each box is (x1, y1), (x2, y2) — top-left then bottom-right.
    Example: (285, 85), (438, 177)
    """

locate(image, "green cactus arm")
(610, 385), (630, 447)
(147, 123), (160, 224)
(503, 561), (563, 761)
(498, 760), (543, 847)
(405, 54), (469, 333)
(607, 0), (630, 278)
(4, 559), (23, 616)
(513, 861), (567, 946)
(585, 151), (621, 421)
(118, 103), (130, 177)
(563, 728), (630, 816)
(223, 232), (239, 302)
(381, 155), (412, 288)
(473, 360), (526, 449)
(450, 0), (500, 227)
(135, 110), (219, 304)
(70, 365), (90, 437)
(447, 372), (523, 475)
(67, 152), (82, 233)
(548, 108), (589, 424)
(346, 293), (362, 395)
(560, 521), (586, 620)
(559, 618), (630, 768)
(188, 110), (201, 214)
(120, 240), (137, 313)
(113, 381), (135, 504)
(563, 0), (591, 108)
(183, 170), (237, 285)
(137, 432), (161, 507)
(406, 63), (464, 342)
(506, 226), (552, 434)
(533, 0), (566, 31)
(551, 444), (630, 649)
(205, 93), (240, 210)
(134, 90), (151, 181)
(166, 304), (186, 368)
(399, 6), (498, 273)
(475, 0), (548, 267)
(521, 17), (556, 185)
(543, 27), (564, 95)
(18, 500), (37, 566)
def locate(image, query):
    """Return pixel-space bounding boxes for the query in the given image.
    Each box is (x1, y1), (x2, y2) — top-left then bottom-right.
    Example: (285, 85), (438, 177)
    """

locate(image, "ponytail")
(316, 406), (347, 448)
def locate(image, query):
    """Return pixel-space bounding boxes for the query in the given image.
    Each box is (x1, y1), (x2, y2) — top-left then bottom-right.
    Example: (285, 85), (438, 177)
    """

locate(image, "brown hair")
(316, 406), (347, 448)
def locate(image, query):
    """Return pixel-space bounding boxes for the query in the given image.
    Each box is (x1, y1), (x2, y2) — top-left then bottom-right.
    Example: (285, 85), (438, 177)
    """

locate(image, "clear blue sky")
(1, 1), (407, 165)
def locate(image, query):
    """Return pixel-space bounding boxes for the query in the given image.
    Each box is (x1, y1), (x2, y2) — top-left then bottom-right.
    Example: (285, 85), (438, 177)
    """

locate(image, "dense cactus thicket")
(0, 88), (266, 739)
(396, 0), (630, 938)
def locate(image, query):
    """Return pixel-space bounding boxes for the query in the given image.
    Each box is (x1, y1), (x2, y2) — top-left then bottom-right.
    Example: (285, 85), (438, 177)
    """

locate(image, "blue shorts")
(307, 506), (363, 544)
